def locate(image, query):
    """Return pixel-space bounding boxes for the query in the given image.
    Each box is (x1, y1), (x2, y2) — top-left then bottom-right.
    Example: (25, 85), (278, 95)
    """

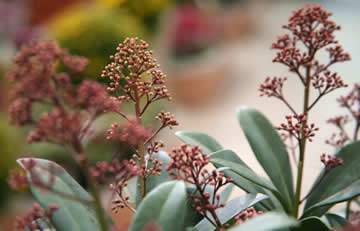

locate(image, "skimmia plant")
(6, 3), (360, 231)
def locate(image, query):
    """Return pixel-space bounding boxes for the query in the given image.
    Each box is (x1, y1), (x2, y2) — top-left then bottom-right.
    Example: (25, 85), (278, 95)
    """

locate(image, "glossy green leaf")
(293, 217), (330, 231)
(211, 150), (277, 211)
(229, 212), (298, 231)
(195, 194), (268, 231)
(304, 141), (360, 217)
(211, 155), (289, 211)
(175, 131), (223, 155)
(322, 213), (347, 229)
(237, 106), (295, 214)
(136, 151), (172, 206)
(17, 158), (100, 231)
(130, 181), (187, 231)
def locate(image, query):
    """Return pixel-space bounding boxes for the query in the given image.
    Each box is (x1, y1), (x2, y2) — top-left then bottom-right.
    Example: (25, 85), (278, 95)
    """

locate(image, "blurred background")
(0, 0), (359, 229)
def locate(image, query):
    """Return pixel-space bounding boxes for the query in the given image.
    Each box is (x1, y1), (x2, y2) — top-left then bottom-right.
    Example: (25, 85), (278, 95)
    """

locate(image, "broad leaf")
(130, 181), (187, 231)
(175, 131), (223, 155)
(322, 213), (347, 229)
(237, 106), (295, 214)
(17, 158), (100, 231)
(210, 155), (289, 211)
(304, 141), (360, 217)
(211, 150), (277, 211)
(136, 151), (172, 206)
(195, 194), (268, 231)
(293, 217), (330, 231)
(228, 212), (298, 231)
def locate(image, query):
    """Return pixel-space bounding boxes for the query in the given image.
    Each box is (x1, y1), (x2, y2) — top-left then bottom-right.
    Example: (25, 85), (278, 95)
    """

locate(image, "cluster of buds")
(125, 155), (163, 180)
(320, 153), (343, 171)
(235, 207), (263, 224)
(8, 168), (28, 191)
(156, 111), (179, 129)
(101, 37), (171, 109)
(264, 4), (350, 118)
(106, 118), (153, 146)
(326, 116), (350, 150)
(259, 76), (287, 98)
(7, 40), (121, 147)
(276, 114), (319, 142)
(14, 203), (59, 231)
(337, 84), (360, 120)
(166, 144), (233, 229)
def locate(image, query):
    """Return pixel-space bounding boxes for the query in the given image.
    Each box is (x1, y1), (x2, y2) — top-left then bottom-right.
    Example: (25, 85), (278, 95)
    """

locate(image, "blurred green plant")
(49, 4), (147, 81)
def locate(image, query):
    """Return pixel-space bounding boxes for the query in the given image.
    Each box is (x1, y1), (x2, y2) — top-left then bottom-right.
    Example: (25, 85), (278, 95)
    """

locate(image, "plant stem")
(134, 87), (146, 201)
(294, 65), (311, 217)
(74, 142), (108, 231)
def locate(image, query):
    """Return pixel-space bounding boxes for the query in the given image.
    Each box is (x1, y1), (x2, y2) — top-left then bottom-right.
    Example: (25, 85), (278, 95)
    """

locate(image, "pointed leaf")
(176, 131), (223, 155)
(229, 212), (298, 231)
(130, 181), (187, 231)
(210, 155), (288, 211)
(211, 150), (277, 211)
(237, 106), (295, 213)
(304, 141), (360, 217)
(195, 194), (268, 231)
(322, 213), (347, 229)
(17, 158), (100, 231)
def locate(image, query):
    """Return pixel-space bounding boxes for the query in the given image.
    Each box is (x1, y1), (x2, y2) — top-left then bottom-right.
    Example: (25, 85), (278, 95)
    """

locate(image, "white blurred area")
(158, 0), (360, 203)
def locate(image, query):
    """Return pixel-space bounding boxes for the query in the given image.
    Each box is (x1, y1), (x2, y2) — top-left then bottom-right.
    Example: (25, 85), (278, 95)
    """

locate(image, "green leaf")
(136, 151), (172, 207)
(17, 158), (100, 231)
(130, 181), (187, 231)
(304, 141), (360, 217)
(322, 213), (347, 229)
(293, 217), (330, 231)
(228, 212), (298, 231)
(211, 150), (277, 211)
(175, 131), (223, 155)
(210, 154), (288, 211)
(195, 194), (268, 231)
(237, 106), (295, 214)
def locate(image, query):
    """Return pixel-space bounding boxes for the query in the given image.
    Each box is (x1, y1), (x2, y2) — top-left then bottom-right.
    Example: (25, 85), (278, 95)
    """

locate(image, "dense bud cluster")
(101, 37), (171, 109)
(14, 203), (59, 231)
(320, 153), (343, 171)
(259, 76), (287, 98)
(235, 207), (263, 224)
(276, 114), (319, 142)
(166, 144), (233, 229)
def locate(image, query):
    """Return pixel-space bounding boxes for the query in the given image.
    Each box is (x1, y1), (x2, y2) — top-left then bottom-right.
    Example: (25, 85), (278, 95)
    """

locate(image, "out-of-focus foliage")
(49, 4), (147, 80)
(0, 115), (21, 207)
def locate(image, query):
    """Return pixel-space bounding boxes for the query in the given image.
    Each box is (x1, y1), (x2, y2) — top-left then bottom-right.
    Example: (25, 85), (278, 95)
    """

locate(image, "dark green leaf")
(130, 181), (187, 231)
(195, 194), (268, 231)
(237, 106), (295, 214)
(228, 212), (298, 231)
(304, 141), (360, 217)
(175, 131), (223, 155)
(322, 213), (347, 229)
(293, 217), (330, 231)
(17, 158), (100, 231)
(211, 155), (288, 211)
(211, 150), (278, 211)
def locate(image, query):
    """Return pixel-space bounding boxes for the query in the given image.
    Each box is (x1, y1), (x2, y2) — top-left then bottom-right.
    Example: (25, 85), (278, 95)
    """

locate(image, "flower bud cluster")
(7, 40), (120, 146)
(101, 37), (171, 107)
(320, 153), (343, 170)
(166, 144), (233, 225)
(14, 202), (59, 231)
(235, 207), (263, 224)
(276, 114), (319, 142)
(310, 70), (347, 93)
(259, 76), (287, 98)
(106, 118), (153, 146)
(337, 84), (360, 120)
